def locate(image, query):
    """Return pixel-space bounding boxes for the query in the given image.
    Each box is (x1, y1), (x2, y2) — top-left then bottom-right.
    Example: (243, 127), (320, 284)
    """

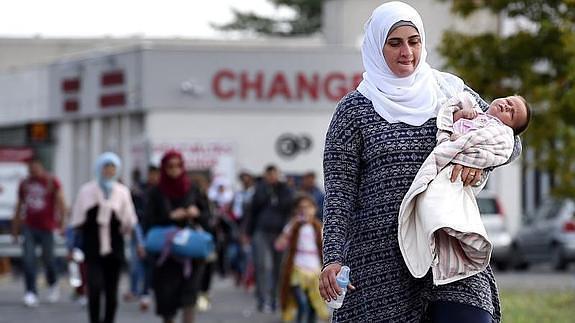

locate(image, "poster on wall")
(151, 140), (236, 185)
(0, 147), (33, 222)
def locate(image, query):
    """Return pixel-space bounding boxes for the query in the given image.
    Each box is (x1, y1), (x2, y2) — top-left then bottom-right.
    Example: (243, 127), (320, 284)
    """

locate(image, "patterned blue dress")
(322, 90), (501, 322)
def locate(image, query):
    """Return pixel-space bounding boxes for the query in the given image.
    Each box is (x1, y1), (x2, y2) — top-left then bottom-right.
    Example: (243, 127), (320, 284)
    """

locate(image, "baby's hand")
(450, 133), (461, 141)
(457, 91), (477, 110)
(460, 108), (478, 119)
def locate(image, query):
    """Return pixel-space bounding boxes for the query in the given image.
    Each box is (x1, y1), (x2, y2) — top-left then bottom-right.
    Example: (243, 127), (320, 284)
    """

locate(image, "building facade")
(0, 0), (533, 234)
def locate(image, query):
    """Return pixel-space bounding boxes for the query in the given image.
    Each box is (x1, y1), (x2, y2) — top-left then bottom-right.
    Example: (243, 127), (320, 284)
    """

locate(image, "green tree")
(213, 0), (322, 37)
(438, 0), (575, 197)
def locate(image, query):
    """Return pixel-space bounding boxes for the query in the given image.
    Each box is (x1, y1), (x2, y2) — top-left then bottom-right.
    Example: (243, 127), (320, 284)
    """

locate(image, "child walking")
(276, 194), (328, 323)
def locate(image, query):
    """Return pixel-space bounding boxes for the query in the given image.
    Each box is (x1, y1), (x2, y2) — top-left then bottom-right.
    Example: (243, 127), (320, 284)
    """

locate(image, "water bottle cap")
(336, 266), (350, 288)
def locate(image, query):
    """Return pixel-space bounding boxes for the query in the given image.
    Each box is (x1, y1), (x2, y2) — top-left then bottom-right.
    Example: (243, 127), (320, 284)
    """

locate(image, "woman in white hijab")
(319, 2), (505, 322)
(70, 152), (137, 323)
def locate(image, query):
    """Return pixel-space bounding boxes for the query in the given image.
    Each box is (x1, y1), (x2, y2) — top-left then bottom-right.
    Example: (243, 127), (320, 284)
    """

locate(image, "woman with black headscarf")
(145, 150), (210, 323)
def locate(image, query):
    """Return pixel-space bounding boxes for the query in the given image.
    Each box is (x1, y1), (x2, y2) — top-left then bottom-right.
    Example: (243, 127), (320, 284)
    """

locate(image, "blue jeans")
(252, 231), (283, 310)
(22, 227), (58, 294)
(129, 237), (149, 296)
(293, 285), (316, 323)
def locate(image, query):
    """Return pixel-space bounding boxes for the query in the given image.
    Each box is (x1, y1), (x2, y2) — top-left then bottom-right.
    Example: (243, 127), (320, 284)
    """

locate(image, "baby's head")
(487, 95), (531, 135)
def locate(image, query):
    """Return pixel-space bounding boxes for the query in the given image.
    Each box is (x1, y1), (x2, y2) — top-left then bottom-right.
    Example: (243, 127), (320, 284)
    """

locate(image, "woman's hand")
(137, 245), (147, 259)
(170, 208), (187, 220)
(450, 164), (482, 186)
(319, 263), (355, 302)
(186, 205), (200, 218)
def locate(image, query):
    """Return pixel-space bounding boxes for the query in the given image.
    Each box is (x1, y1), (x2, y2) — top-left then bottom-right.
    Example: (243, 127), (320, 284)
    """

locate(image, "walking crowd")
(9, 153), (328, 323)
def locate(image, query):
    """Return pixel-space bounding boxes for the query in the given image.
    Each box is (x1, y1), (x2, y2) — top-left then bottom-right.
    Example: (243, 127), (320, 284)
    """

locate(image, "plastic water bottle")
(68, 248), (84, 288)
(326, 266), (351, 309)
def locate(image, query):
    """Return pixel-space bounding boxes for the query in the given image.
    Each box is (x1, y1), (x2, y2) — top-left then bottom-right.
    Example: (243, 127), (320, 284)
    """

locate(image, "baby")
(438, 92), (531, 143)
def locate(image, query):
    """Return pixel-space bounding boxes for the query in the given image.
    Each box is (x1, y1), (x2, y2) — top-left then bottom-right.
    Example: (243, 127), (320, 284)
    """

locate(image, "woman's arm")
(189, 187), (212, 230)
(144, 188), (172, 228)
(322, 99), (362, 268)
(463, 85), (489, 110)
(320, 97), (362, 301)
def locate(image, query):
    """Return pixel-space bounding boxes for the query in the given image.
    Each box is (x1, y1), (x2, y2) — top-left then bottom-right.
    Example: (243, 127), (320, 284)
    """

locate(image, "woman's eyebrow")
(387, 35), (420, 43)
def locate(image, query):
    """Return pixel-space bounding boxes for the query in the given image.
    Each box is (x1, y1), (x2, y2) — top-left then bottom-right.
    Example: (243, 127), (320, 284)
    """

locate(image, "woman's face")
(165, 157), (184, 178)
(383, 25), (421, 77)
(102, 164), (117, 180)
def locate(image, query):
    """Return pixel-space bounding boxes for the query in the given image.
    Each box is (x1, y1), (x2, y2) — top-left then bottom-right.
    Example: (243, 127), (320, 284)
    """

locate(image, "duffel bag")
(145, 226), (214, 259)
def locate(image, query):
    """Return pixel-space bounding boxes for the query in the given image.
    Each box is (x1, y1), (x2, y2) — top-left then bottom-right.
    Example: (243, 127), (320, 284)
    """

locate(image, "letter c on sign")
(213, 70), (235, 100)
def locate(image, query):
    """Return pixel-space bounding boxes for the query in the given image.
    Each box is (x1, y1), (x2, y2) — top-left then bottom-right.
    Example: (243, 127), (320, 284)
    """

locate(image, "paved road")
(1, 265), (573, 323)
(494, 264), (575, 291)
(0, 273), (283, 323)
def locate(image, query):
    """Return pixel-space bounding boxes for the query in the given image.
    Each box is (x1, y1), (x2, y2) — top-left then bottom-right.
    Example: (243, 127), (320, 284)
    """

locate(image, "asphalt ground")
(0, 272), (282, 323)
(0, 264), (573, 323)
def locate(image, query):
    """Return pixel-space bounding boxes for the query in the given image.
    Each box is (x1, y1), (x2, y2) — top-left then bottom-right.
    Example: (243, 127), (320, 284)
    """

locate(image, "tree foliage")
(213, 0), (322, 37)
(438, 0), (575, 197)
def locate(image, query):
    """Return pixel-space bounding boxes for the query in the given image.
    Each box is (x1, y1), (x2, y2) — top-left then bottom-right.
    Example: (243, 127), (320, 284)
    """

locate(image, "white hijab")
(357, 1), (464, 126)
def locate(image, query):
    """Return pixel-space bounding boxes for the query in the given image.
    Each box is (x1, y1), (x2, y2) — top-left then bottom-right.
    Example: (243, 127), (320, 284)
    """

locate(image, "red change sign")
(212, 70), (363, 102)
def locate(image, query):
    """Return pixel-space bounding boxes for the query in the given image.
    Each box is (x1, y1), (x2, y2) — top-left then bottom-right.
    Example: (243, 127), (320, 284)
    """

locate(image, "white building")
(0, 0), (527, 233)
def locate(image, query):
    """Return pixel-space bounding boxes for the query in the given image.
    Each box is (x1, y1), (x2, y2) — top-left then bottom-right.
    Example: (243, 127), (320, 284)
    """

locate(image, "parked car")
(510, 198), (575, 270)
(476, 192), (513, 270)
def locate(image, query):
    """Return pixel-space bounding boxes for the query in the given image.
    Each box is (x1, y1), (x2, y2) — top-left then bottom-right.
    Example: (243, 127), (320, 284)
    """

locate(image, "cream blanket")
(398, 100), (514, 285)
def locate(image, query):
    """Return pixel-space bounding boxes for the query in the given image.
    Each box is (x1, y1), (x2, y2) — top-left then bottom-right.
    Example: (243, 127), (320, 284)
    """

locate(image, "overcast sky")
(0, 0), (294, 39)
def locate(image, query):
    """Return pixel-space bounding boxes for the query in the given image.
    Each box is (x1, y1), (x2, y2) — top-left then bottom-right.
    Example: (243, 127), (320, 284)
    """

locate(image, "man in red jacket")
(11, 158), (67, 307)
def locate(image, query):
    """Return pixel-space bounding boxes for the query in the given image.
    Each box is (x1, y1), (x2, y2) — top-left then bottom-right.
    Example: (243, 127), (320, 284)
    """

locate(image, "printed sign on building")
(0, 147), (33, 221)
(151, 140), (236, 183)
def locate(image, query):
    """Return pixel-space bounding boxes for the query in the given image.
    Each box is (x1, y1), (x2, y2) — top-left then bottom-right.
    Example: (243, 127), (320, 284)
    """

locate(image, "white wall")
(145, 109), (334, 184)
(0, 66), (50, 126)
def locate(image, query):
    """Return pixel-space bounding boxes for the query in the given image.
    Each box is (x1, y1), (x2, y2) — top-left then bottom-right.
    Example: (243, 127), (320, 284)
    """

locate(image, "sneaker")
(23, 292), (39, 307)
(261, 303), (274, 314)
(77, 295), (88, 307)
(256, 301), (274, 314)
(123, 292), (136, 302)
(139, 295), (151, 312)
(46, 285), (60, 303)
(196, 294), (211, 312)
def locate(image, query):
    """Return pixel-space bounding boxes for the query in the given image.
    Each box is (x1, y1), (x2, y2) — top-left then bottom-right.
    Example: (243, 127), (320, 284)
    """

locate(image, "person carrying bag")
(143, 150), (211, 323)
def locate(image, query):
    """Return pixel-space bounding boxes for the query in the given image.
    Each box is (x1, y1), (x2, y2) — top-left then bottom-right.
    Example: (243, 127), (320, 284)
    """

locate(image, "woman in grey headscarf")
(70, 152), (137, 323)
(318, 2), (516, 322)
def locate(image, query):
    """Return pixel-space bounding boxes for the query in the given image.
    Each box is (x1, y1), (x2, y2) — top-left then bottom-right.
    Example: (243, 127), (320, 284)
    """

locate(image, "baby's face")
(487, 96), (527, 130)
